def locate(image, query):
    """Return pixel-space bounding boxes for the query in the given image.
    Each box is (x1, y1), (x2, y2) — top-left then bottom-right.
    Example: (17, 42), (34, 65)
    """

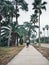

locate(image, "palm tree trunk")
(0, 15), (2, 46)
(0, 21), (1, 46)
(16, 1), (18, 25)
(11, 32), (17, 46)
(15, 1), (19, 46)
(47, 30), (48, 43)
(8, 26), (12, 47)
(34, 23), (36, 43)
(44, 31), (45, 43)
(16, 34), (18, 46)
(8, 16), (12, 47)
(47, 30), (48, 37)
(39, 11), (41, 47)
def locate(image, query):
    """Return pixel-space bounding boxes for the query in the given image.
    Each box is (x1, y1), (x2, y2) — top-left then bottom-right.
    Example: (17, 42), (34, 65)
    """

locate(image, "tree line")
(0, 0), (47, 47)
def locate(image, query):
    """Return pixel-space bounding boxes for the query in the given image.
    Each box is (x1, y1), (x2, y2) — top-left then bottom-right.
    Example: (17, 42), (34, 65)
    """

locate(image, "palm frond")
(41, 6), (46, 11)
(34, 25), (39, 28)
(35, 0), (42, 5)
(41, 2), (47, 5)
(39, 9), (42, 14)
(20, 0), (28, 11)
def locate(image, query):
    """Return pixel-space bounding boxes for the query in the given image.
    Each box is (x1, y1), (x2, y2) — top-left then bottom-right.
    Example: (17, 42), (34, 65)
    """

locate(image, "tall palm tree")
(32, 0), (47, 46)
(43, 27), (45, 43)
(11, 0), (28, 46)
(0, 0), (13, 46)
(0, 0), (15, 47)
(30, 13), (38, 43)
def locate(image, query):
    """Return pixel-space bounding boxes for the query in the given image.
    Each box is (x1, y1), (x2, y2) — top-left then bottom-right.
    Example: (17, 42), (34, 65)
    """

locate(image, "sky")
(18, 0), (49, 26)
(14, 0), (49, 37)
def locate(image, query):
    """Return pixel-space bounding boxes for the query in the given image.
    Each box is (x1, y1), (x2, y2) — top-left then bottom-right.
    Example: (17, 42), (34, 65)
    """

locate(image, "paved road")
(7, 45), (49, 65)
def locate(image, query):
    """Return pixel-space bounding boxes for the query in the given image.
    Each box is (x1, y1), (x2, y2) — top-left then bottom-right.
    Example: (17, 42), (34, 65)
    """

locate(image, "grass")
(33, 45), (49, 60)
(0, 45), (25, 65)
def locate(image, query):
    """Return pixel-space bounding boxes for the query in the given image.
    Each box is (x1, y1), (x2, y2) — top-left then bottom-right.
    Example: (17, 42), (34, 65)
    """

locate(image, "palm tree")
(30, 13), (39, 43)
(45, 25), (49, 43)
(32, 0), (47, 46)
(30, 14), (38, 25)
(16, 25), (28, 44)
(0, 0), (8, 46)
(1, 22), (19, 46)
(23, 22), (39, 43)
(23, 22), (31, 39)
(45, 25), (49, 37)
(0, 15), (2, 46)
(12, 0), (28, 24)
(40, 31), (42, 42)
(11, 0), (28, 46)
(1, 22), (28, 46)
(1, 26), (10, 46)
(43, 27), (45, 43)
(0, 0), (14, 46)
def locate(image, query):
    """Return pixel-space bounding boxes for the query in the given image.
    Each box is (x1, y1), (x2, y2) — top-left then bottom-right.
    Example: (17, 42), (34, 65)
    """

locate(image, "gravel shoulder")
(33, 44), (49, 60)
(0, 45), (25, 65)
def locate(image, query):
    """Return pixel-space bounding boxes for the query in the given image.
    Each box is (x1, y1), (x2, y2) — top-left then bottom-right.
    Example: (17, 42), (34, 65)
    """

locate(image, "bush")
(1, 37), (8, 46)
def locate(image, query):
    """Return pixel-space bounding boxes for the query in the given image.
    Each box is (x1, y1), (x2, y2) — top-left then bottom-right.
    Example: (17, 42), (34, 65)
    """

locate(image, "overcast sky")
(13, 0), (49, 37)
(18, 0), (49, 27)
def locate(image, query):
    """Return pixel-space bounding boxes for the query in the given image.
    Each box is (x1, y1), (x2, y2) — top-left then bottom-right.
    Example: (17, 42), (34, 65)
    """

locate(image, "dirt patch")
(33, 45), (49, 60)
(0, 45), (25, 65)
